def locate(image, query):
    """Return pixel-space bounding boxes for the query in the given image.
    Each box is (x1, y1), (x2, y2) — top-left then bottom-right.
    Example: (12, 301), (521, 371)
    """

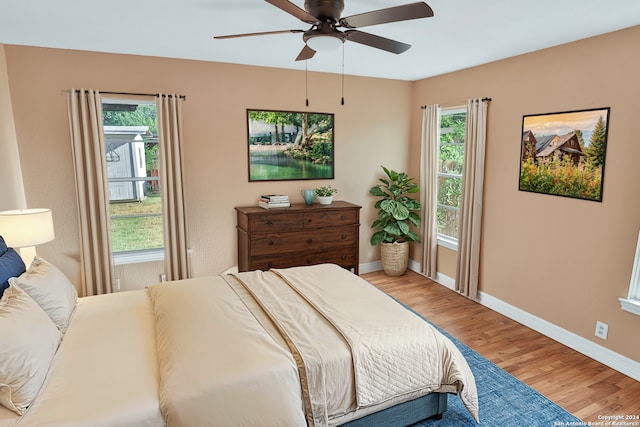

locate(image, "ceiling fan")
(214, 0), (434, 61)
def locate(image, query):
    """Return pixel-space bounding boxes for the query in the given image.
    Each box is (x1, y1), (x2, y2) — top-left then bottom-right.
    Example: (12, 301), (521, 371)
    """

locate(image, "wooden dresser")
(236, 201), (361, 274)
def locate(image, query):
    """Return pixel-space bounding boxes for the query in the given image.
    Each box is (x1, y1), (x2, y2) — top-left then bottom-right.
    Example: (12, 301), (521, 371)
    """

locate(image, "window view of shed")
(102, 100), (164, 260)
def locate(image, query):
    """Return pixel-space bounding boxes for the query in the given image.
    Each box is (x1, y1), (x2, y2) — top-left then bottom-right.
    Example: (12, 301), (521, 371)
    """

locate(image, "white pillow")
(0, 284), (62, 415)
(9, 257), (78, 333)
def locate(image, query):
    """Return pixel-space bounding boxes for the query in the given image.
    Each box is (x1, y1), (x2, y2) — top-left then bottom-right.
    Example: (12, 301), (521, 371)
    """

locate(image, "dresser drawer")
(245, 212), (304, 233)
(250, 226), (358, 256)
(303, 209), (357, 228)
(250, 246), (357, 271)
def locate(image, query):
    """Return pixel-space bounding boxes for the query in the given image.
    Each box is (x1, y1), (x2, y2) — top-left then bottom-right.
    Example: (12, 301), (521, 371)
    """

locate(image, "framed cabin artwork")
(246, 109), (335, 182)
(519, 107), (610, 202)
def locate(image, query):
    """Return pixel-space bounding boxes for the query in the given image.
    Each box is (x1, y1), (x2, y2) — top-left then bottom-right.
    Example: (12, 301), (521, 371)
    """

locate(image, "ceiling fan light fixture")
(306, 34), (343, 52)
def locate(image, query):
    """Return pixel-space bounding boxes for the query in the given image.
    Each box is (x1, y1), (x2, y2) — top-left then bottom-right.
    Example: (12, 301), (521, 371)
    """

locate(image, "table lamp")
(0, 208), (55, 265)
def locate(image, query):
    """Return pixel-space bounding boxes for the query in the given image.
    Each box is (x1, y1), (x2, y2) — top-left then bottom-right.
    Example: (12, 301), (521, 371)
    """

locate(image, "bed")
(0, 253), (478, 427)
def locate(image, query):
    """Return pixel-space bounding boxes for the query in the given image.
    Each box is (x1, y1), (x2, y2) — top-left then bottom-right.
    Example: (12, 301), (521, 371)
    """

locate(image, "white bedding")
(0, 290), (164, 427)
(148, 264), (479, 427)
(1, 263), (478, 427)
(147, 276), (307, 427)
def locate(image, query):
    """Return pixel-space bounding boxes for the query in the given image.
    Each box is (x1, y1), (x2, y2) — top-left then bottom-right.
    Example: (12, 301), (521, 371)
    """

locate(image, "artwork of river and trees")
(519, 108), (610, 202)
(247, 110), (334, 181)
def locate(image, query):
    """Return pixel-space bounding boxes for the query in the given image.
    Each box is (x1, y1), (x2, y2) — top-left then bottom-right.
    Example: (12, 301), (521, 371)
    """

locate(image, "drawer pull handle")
(306, 258), (312, 264)
(340, 215), (347, 220)
(341, 234), (347, 239)
(341, 255), (347, 260)
(267, 263), (274, 268)
(308, 219), (313, 223)
(307, 239), (313, 244)
(266, 220), (274, 225)
(268, 240), (274, 246)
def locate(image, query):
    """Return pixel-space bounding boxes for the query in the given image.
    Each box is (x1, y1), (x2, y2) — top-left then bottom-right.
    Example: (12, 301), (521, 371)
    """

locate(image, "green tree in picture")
(574, 129), (585, 152)
(586, 116), (607, 168)
(248, 110), (300, 143)
(248, 110), (333, 164)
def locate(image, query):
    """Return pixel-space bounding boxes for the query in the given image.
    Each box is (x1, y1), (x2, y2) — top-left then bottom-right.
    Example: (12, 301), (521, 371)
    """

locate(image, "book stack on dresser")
(258, 194), (290, 209)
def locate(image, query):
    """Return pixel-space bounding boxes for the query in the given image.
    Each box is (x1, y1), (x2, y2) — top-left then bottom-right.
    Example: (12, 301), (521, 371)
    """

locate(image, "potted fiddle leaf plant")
(369, 166), (421, 276)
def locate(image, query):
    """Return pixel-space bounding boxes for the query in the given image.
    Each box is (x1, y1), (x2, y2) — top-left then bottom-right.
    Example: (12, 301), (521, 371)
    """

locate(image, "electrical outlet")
(114, 278), (121, 291)
(595, 321), (608, 340)
(160, 274), (167, 282)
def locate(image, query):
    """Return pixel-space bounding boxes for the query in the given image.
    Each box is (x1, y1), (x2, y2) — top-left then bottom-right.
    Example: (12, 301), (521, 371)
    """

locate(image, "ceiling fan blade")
(344, 30), (411, 54)
(295, 45), (316, 61)
(214, 29), (304, 40)
(340, 2), (433, 29)
(265, 0), (318, 24)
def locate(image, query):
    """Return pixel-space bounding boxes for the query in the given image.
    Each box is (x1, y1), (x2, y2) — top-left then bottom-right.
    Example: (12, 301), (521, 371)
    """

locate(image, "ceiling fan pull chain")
(341, 42), (345, 106)
(305, 60), (309, 107)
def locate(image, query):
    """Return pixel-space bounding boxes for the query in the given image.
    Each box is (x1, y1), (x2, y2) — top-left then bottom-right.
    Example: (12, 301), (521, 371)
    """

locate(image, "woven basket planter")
(380, 241), (409, 276)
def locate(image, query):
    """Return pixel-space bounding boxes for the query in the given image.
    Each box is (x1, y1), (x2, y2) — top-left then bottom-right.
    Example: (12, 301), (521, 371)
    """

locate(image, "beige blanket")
(233, 264), (479, 424)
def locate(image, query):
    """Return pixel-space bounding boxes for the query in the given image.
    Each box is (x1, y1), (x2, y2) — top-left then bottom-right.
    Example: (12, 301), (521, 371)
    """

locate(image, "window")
(102, 99), (163, 264)
(436, 107), (467, 249)
(620, 231), (640, 316)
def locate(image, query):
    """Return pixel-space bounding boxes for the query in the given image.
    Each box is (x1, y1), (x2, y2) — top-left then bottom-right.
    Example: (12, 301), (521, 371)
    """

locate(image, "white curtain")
(455, 98), (489, 298)
(67, 89), (114, 296)
(156, 94), (190, 281)
(419, 104), (440, 279)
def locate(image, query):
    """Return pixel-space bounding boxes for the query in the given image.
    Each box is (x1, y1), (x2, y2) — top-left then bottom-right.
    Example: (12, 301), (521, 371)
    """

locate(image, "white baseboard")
(407, 267), (640, 382)
(434, 272), (456, 290)
(359, 261), (382, 274)
(359, 259), (421, 275)
(476, 290), (640, 382)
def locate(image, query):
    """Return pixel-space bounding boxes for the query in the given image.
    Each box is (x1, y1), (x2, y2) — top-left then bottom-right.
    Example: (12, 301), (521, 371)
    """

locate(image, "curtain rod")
(420, 97), (491, 109)
(65, 90), (186, 100)
(100, 91), (186, 100)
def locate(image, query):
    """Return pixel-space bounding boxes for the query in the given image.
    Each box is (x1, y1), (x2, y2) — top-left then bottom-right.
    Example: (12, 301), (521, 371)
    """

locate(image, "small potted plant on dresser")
(369, 166), (421, 276)
(315, 185), (337, 205)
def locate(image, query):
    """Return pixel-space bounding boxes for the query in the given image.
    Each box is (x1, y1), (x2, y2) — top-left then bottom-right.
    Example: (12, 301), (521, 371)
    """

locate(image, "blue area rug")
(412, 323), (584, 426)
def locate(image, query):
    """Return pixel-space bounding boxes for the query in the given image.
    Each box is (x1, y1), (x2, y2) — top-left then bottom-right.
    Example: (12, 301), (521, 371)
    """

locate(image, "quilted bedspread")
(232, 264), (479, 425)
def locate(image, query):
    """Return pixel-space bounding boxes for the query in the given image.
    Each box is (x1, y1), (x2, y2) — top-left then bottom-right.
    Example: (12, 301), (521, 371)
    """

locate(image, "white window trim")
(437, 235), (458, 251)
(619, 231), (640, 316)
(619, 298), (640, 316)
(112, 248), (164, 265)
(442, 106), (466, 114)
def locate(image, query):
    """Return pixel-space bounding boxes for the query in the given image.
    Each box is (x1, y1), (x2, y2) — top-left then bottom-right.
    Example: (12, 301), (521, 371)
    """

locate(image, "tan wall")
(3, 45), (412, 290)
(0, 44), (26, 211)
(5, 25), (639, 362)
(410, 26), (640, 362)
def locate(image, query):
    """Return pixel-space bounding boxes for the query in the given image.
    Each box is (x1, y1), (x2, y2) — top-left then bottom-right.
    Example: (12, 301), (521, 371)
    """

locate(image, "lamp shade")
(0, 208), (55, 248)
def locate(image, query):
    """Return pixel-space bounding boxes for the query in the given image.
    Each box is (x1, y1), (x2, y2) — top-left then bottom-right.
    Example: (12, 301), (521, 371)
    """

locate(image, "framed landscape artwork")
(519, 107), (610, 202)
(246, 109), (335, 181)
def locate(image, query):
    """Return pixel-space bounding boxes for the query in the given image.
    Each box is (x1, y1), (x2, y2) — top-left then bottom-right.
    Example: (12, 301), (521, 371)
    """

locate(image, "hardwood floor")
(362, 270), (640, 423)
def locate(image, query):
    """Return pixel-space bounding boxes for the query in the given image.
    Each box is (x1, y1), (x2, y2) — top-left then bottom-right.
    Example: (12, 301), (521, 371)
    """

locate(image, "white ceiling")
(1, 0), (639, 81)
